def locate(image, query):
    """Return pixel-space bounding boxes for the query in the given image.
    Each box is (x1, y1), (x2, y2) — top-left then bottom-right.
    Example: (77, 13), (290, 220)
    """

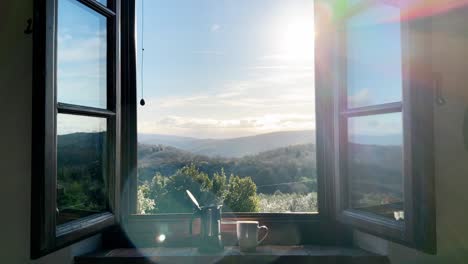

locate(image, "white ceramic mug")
(236, 221), (268, 252)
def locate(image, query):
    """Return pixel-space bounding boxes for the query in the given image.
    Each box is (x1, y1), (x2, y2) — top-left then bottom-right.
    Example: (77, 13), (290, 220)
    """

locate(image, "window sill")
(123, 213), (348, 246)
(75, 245), (389, 264)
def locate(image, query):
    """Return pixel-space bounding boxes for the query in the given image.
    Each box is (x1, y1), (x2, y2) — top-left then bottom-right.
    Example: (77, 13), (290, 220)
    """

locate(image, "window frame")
(326, 0), (437, 253)
(31, 0), (437, 256)
(118, 0), (349, 248)
(31, 0), (121, 258)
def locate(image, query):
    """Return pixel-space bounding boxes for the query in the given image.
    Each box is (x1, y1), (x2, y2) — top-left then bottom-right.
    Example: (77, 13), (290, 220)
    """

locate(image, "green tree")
(147, 173), (167, 211)
(224, 175), (259, 212)
(137, 165), (260, 214)
(211, 169), (227, 203)
(159, 164), (212, 213)
(137, 182), (155, 214)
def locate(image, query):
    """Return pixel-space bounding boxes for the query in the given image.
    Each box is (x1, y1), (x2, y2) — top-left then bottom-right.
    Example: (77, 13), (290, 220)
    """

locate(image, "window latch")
(433, 73), (446, 106)
(24, 18), (33, 35)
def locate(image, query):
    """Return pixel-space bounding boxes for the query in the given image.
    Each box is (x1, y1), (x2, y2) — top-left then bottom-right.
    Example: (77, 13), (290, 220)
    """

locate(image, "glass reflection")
(57, 114), (108, 225)
(97, 0), (107, 6)
(346, 3), (402, 108)
(57, 0), (107, 108)
(347, 113), (404, 220)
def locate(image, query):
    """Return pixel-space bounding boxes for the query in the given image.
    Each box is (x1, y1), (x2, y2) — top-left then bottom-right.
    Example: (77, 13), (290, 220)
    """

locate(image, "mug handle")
(257, 225), (269, 245)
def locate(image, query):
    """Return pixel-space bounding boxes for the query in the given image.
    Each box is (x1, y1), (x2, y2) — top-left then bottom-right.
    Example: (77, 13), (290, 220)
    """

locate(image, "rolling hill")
(138, 130), (316, 158)
(138, 143), (317, 194)
(56, 131), (403, 198)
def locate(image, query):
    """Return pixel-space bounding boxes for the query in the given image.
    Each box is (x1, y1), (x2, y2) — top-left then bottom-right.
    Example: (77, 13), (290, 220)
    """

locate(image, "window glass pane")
(346, 3), (402, 108)
(57, 0), (107, 109)
(347, 113), (404, 220)
(97, 0), (107, 6)
(136, 0), (316, 214)
(57, 114), (108, 225)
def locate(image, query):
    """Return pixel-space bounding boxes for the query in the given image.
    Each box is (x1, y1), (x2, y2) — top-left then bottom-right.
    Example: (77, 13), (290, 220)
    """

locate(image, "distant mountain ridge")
(139, 130), (316, 158)
(138, 143), (317, 194)
(56, 132), (402, 197)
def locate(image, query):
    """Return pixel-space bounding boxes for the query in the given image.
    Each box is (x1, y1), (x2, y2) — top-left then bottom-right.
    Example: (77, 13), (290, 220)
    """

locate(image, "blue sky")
(56, 0), (404, 142)
(347, 3), (402, 108)
(136, 0), (316, 138)
(57, 0), (107, 109)
(57, 0), (108, 134)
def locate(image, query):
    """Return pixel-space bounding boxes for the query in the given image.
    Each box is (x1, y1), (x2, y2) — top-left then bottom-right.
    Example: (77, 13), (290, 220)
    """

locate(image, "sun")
(276, 16), (315, 60)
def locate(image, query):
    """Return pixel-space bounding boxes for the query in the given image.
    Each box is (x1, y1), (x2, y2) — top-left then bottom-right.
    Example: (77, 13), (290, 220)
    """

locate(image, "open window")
(315, 0), (436, 253)
(31, 0), (120, 258)
(134, 1), (318, 214)
(119, 0), (351, 248)
(31, 0), (437, 258)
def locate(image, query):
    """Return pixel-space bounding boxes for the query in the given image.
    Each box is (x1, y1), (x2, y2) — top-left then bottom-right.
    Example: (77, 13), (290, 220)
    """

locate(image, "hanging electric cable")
(140, 0), (146, 106)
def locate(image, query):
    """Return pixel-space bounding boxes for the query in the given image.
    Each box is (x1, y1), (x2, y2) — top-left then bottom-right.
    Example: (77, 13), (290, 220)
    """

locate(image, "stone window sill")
(75, 245), (389, 264)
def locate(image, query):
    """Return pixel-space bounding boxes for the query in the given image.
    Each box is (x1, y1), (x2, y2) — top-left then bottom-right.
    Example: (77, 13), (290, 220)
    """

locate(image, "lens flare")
(318, 0), (468, 24)
(157, 234), (166, 243)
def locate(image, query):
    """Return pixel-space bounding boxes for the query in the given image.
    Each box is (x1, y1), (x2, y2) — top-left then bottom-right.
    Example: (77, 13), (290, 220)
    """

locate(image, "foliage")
(224, 175), (259, 212)
(138, 143), (318, 194)
(137, 166), (321, 213)
(138, 164), (260, 214)
(57, 132), (107, 213)
(137, 183), (155, 214)
(347, 143), (403, 208)
(56, 132), (402, 216)
(211, 169), (228, 204)
(258, 192), (317, 212)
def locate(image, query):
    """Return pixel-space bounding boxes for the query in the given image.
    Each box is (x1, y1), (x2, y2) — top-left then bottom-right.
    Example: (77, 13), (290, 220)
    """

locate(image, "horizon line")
(137, 129), (316, 141)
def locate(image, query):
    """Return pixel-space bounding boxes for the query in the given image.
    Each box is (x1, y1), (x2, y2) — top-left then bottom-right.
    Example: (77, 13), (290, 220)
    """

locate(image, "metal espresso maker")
(186, 190), (224, 252)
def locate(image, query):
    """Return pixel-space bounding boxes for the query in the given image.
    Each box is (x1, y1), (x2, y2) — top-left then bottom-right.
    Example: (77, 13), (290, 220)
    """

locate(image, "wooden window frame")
(118, 0), (350, 248)
(326, 0), (437, 253)
(31, 0), (121, 258)
(31, 0), (436, 256)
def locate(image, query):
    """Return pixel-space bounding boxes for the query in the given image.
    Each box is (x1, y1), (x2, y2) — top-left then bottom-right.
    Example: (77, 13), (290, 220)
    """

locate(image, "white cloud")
(55, 28), (107, 111)
(259, 54), (293, 61)
(137, 66), (316, 138)
(259, 52), (314, 63)
(137, 37), (316, 138)
(193, 50), (224, 56)
(348, 113), (402, 138)
(57, 115), (106, 135)
(138, 114), (315, 139)
(57, 30), (106, 63)
(215, 92), (242, 98)
(143, 73), (315, 112)
(348, 88), (371, 107)
(210, 24), (221, 32)
(247, 65), (290, 70)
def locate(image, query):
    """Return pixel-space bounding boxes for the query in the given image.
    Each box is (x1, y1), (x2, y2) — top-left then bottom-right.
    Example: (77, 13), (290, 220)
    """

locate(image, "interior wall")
(2, 0), (467, 263)
(355, 6), (468, 264)
(0, 0), (101, 263)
